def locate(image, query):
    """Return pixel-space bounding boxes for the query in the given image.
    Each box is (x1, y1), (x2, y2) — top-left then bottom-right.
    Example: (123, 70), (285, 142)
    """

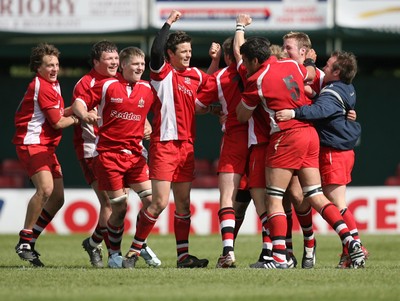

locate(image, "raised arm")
(233, 14), (252, 64)
(150, 10), (181, 71)
(206, 42), (222, 74)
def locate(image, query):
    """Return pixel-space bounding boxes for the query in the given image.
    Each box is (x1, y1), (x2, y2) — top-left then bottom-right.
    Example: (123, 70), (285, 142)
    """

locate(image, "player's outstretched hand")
(167, 9), (181, 25)
(236, 14), (252, 26)
(209, 42), (221, 60)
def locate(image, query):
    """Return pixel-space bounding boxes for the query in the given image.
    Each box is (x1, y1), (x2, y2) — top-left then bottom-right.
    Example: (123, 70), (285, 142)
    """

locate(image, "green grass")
(0, 233), (398, 301)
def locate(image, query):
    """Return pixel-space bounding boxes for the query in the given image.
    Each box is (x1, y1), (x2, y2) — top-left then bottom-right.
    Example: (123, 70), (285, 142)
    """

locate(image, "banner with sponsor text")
(150, 0), (330, 31)
(0, 0), (147, 33)
(336, 0), (400, 32)
(0, 187), (398, 235)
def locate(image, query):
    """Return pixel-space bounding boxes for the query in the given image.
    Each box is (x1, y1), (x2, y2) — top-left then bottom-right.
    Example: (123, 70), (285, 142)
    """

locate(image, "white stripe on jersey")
(96, 79), (118, 128)
(151, 71), (179, 141)
(24, 77), (45, 145)
(93, 79), (118, 157)
(247, 117), (258, 147)
(216, 67), (229, 132)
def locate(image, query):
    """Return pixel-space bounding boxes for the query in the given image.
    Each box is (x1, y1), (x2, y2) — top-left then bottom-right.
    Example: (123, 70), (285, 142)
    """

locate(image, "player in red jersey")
(73, 41), (159, 268)
(236, 37), (365, 269)
(124, 9), (220, 268)
(196, 36), (249, 268)
(73, 46), (157, 269)
(13, 43), (79, 267)
(72, 40), (119, 268)
(276, 50), (368, 268)
(282, 32), (358, 268)
(281, 31), (320, 268)
(232, 15), (309, 269)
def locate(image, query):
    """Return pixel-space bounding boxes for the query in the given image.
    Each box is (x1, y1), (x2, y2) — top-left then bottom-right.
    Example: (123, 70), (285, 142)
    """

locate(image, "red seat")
(0, 175), (25, 188)
(211, 159), (219, 175)
(1, 159), (26, 176)
(384, 176), (400, 186)
(194, 159), (212, 176)
(192, 175), (219, 188)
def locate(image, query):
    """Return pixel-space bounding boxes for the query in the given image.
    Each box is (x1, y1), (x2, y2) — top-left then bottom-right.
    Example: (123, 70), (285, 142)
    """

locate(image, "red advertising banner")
(0, 187), (398, 234)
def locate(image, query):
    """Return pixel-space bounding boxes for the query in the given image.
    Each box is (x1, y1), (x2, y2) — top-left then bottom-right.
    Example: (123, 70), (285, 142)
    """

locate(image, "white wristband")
(236, 24), (245, 32)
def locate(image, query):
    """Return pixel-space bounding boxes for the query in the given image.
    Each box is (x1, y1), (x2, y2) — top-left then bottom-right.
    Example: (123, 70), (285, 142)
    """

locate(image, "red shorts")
(319, 146), (354, 186)
(149, 140), (194, 182)
(15, 145), (62, 178)
(218, 130), (249, 174)
(247, 143), (267, 189)
(93, 151), (149, 191)
(266, 126), (319, 170)
(79, 158), (96, 185)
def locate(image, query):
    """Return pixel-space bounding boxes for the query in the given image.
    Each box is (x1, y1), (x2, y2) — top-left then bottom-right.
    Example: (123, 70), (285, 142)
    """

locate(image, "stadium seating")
(192, 159), (218, 188)
(0, 158), (29, 188)
(384, 163), (400, 186)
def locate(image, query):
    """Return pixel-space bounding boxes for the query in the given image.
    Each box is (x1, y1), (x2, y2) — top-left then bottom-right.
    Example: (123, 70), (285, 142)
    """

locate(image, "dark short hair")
(165, 31), (192, 59)
(240, 37), (271, 64)
(89, 40), (118, 67)
(29, 43), (60, 72)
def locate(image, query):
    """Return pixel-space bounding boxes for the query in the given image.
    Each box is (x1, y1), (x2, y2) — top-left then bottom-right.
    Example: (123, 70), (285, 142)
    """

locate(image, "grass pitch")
(0, 233), (398, 301)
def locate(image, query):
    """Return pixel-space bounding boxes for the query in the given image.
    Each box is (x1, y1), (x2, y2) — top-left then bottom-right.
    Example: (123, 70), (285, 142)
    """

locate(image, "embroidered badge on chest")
(138, 97), (145, 108)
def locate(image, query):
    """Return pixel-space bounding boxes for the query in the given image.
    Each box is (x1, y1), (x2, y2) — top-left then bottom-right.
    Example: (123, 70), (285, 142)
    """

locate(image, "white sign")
(0, 0), (147, 33)
(150, 0), (330, 31)
(0, 187), (399, 235)
(336, 0), (400, 32)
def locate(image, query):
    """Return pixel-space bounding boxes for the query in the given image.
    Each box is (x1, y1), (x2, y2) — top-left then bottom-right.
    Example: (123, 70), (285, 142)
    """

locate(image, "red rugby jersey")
(150, 62), (208, 142)
(75, 78), (155, 156)
(196, 62), (247, 135)
(13, 74), (64, 147)
(241, 56), (311, 135)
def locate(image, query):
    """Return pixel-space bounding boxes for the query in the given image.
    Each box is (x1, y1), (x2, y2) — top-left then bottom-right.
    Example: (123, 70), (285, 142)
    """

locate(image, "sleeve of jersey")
(237, 62), (248, 84)
(150, 23), (170, 71)
(37, 85), (59, 111)
(299, 64), (309, 82)
(309, 69), (324, 94)
(76, 87), (99, 112)
(71, 79), (87, 104)
(196, 75), (219, 107)
(241, 80), (260, 110)
(43, 107), (62, 125)
(294, 94), (342, 120)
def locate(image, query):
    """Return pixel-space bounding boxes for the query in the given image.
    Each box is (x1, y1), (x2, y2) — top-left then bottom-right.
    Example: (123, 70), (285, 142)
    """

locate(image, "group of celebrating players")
(12, 9), (367, 269)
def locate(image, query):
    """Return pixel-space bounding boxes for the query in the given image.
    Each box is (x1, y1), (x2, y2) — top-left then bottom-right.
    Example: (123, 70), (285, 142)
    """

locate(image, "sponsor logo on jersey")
(110, 110), (141, 121)
(178, 83), (193, 96)
(111, 98), (123, 103)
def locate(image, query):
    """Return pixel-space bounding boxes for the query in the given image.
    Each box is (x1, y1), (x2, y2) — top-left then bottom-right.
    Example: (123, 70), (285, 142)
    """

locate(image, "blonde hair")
(282, 31), (312, 50)
(269, 44), (288, 60)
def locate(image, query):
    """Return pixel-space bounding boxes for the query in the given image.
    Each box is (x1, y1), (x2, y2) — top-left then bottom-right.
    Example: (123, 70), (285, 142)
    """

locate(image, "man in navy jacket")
(276, 50), (368, 269)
